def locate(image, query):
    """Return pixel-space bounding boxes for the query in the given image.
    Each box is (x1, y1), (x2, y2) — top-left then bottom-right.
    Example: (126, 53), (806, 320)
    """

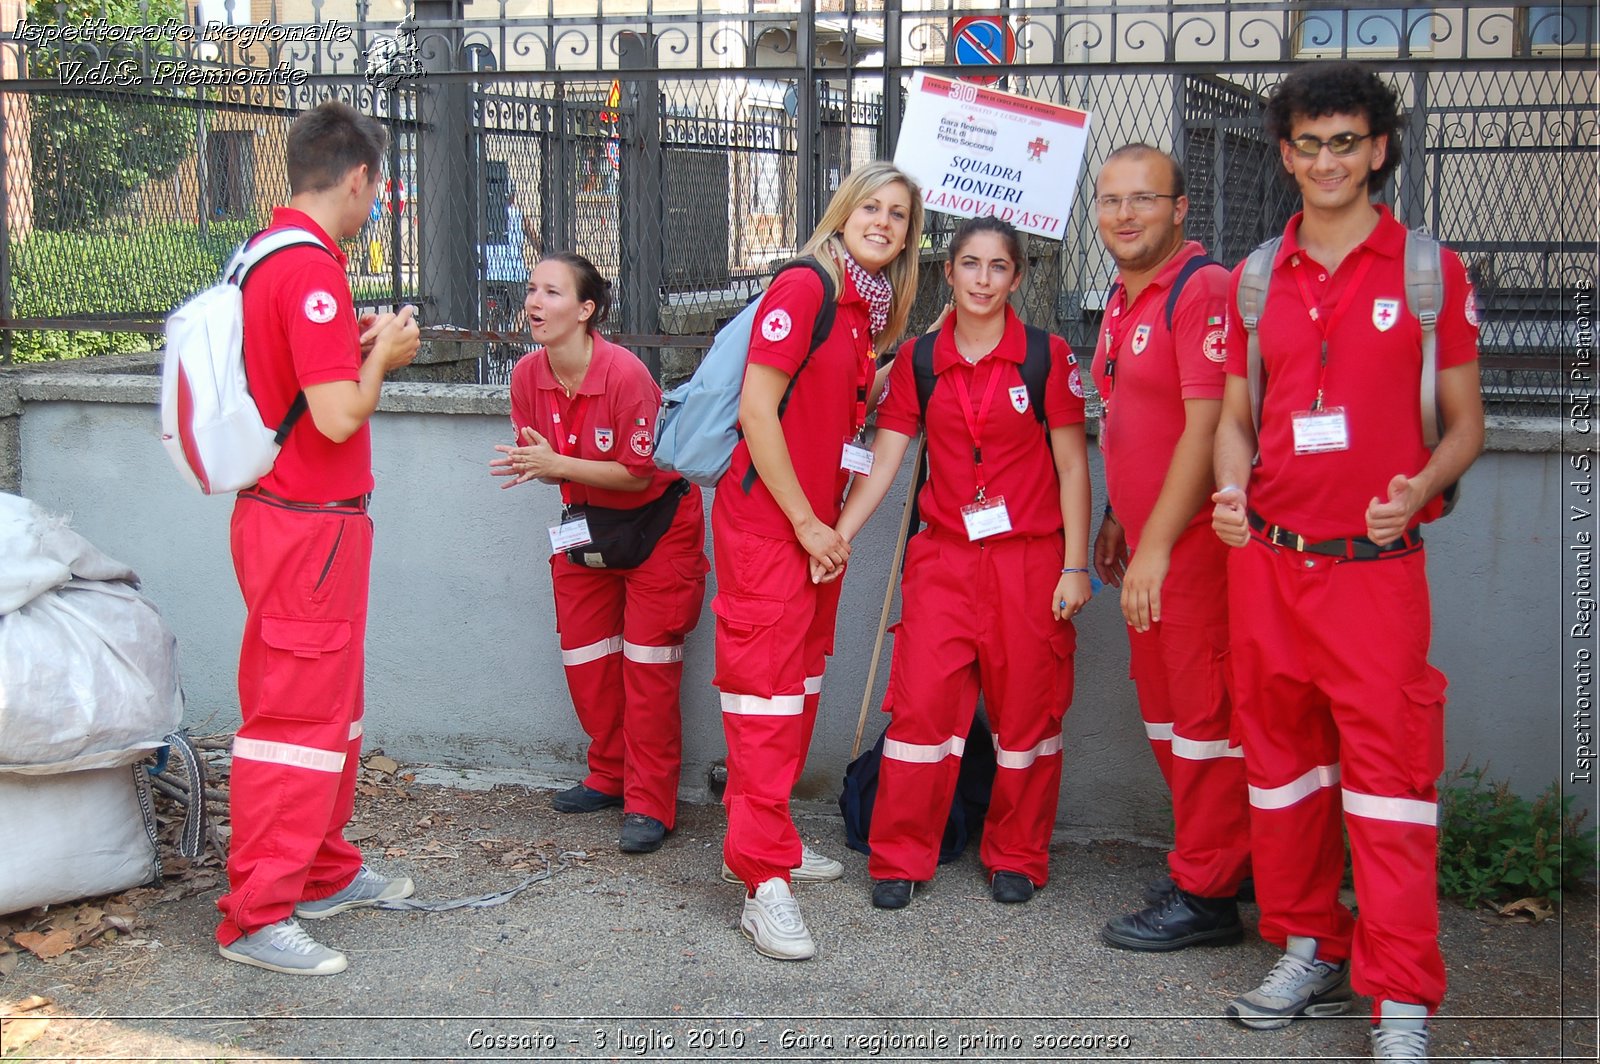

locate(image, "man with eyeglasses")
(1211, 63), (1484, 1062)
(1087, 144), (1252, 954)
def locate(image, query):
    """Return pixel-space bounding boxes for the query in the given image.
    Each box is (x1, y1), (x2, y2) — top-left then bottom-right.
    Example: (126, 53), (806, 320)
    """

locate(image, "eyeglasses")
(1286, 131), (1373, 157)
(1094, 193), (1179, 214)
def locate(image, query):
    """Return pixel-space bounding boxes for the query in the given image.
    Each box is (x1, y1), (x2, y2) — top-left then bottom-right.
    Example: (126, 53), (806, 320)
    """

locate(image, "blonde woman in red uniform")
(491, 251), (708, 856)
(833, 216), (1092, 911)
(713, 161), (923, 961)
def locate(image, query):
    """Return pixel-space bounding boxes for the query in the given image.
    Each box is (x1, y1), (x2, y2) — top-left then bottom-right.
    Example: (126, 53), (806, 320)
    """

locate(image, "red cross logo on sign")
(1027, 137), (1050, 161)
(1372, 298), (1400, 332)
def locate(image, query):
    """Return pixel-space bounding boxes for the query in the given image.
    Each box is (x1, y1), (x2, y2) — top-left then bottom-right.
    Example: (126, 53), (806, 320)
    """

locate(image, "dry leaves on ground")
(0, 993), (52, 1053)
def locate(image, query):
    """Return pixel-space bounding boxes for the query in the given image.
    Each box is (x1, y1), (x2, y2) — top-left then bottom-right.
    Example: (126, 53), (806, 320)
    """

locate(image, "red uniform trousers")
(867, 531), (1075, 887)
(1125, 523), (1251, 898)
(711, 504), (843, 888)
(217, 493), (370, 945)
(551, 487), (707, 829)
(1228, 535), (1447, 1014)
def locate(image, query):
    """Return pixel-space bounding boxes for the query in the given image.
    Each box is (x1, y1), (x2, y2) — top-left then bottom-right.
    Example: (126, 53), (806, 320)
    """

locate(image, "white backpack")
(160, 229), (328, 495)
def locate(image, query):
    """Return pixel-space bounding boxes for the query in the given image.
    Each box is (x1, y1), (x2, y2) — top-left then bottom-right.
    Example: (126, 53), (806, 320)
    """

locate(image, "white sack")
(0, 766), (161, 916)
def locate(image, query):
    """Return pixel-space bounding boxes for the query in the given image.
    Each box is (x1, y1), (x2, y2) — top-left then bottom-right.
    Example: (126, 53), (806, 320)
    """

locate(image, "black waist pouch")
(566, 478), (690, 570)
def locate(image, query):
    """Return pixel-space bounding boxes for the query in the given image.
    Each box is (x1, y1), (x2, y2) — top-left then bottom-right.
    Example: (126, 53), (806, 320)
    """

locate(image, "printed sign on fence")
(893, 71), (1094, 241)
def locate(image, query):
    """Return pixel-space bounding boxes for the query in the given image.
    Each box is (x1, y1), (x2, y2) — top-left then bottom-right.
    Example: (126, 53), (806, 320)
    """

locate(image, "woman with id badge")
(830, 216), (1091, 911)
(711, 162), (923, 962)
(491, 252), (708, 856)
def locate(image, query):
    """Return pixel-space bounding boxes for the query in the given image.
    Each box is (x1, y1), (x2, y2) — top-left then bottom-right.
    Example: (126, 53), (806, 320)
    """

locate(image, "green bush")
(1437, 764), (1596, 909)
(8, 221), (254, 362)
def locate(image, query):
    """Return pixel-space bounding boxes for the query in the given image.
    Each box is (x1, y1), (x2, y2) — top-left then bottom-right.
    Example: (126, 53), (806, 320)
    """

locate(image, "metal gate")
(2, 2), (1592, 411)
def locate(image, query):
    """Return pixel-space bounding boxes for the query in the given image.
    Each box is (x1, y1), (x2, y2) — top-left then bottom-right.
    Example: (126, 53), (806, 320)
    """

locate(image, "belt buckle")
(1291, 531), (1308, 552)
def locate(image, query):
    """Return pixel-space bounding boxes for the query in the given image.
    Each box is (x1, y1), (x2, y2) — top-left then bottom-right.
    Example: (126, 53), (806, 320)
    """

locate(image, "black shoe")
(551, 784), (623, 813)
(1144, 873), (1255, 905)
(990, 871), (1035, 904)
(871, 879), (914, 910)
(1142, 874), (1177, 906)
(618, 813), (668, 853)
(1100, 887), (1244, 952)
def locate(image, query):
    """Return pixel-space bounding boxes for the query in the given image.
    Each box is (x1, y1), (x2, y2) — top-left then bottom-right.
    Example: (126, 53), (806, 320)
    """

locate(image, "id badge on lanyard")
(951, 359), (1013, 541)
(839, 326), (876, 476)
(1287, 253), (1371, 457)
(546, 391), (594, 551)
(961, 497), (1012, 540)
(1292, 407), (1350, 454)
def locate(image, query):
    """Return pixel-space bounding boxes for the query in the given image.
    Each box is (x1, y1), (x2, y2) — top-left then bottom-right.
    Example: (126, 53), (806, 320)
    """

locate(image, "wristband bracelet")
(1061, 567), (1089, 575)
(1219, 484), (1242, 495)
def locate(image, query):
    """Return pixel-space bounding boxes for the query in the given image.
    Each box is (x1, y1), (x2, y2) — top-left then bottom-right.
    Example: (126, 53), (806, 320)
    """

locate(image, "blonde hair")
(796, 161), (924, 349)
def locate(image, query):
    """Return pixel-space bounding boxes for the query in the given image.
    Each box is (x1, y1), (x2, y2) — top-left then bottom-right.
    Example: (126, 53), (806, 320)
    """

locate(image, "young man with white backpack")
(214, 100), (420, 976)
(1211, 63), (1484, 1061)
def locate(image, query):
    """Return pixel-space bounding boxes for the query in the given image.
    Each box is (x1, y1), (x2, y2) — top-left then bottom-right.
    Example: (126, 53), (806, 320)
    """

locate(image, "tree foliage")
(27, 0), (194, 230)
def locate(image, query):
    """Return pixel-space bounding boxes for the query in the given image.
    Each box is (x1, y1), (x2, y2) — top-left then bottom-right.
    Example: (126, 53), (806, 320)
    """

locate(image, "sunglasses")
(1286, 132), (1374, 157)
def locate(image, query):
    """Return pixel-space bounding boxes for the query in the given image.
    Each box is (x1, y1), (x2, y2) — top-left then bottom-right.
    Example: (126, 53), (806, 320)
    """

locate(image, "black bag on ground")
(565, 478), (690, 570)
(839, 710), (996, 864)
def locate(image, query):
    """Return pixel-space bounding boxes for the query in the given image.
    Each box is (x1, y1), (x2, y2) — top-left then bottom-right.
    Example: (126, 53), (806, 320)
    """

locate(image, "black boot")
(1101, 887), (1244, 952)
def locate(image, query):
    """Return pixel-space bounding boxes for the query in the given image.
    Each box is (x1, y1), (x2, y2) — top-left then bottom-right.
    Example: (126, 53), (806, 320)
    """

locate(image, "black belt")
(242, 486), (370, 512)
(1248, 511), (1420, 560)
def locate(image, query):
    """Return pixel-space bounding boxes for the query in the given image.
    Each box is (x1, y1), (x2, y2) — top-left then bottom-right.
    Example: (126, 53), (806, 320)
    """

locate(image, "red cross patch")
(303, 290), (338, 324)
(1372, 298), (1400, 332)
(1204, 327), (1227, 364)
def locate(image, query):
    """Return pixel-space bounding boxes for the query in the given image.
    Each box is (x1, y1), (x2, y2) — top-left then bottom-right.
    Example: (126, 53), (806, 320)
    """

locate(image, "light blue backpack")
(653, 258), (836, 488)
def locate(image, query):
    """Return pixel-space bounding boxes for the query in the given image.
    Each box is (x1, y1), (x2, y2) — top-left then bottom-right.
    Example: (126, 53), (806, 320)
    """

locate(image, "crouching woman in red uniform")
(491, 252), (708, 855)
(832, 216), (1092, 910)
(713, 161), (923, 961)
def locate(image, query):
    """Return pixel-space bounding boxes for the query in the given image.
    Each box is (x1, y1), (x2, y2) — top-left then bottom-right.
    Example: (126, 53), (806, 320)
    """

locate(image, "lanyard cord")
(948, 358), (1007, 502)
(1288, 250), (1376, 411)
(548, 392), (590, 509)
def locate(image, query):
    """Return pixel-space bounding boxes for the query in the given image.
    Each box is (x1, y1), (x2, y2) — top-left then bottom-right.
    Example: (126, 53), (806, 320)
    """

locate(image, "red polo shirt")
(242, 207), (369, 501)
(509, 334), (676, 509)
(1092, 241), (1231, 551)
(719, 264), (876, 538)
(877, 307), (1085, 541)
(1223, 206), (1480, 539)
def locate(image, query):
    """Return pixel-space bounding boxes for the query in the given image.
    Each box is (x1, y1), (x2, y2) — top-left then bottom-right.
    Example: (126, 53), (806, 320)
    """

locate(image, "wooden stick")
(852, 438), (924, 759)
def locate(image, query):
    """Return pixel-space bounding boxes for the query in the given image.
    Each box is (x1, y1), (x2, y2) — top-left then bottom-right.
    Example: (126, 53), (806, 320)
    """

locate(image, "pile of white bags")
(0, 493), (185, 914)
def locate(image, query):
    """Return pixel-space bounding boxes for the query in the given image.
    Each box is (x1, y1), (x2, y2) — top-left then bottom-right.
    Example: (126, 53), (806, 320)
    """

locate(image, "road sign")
(951, 15), (1014, 87)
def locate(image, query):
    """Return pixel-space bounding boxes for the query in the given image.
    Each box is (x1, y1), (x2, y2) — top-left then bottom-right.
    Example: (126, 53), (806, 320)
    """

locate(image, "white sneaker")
(722, 844), (845, 884)
(739, 878), (816, 961)
(1371, 1000), (1430, 1061)
(218, 918), (347, 976)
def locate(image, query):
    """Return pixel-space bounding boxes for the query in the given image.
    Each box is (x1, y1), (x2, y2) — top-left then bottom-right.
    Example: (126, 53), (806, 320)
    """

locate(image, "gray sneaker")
(295, 864), (415, 920)
(218, 918), (347, 976)
(1371, 1001), (1430, 1061)
(1225, 935), (1353, 1030)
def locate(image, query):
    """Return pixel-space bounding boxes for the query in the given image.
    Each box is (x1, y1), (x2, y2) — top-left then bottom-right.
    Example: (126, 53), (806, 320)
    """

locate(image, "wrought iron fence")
(2, 1), (1594, 411)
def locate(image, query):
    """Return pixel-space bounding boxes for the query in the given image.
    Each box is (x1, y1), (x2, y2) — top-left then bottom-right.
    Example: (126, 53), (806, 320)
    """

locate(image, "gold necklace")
(551, 338), (593, 396)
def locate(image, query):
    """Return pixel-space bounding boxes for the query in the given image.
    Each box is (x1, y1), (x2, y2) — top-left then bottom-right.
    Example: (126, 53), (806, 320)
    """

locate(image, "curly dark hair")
(1264, 62), (1403, 191)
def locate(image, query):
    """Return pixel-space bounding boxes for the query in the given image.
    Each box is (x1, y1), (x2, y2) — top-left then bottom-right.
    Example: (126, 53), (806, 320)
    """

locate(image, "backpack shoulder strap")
(1019, 324), (1051, 427)
(1404, 229), (1446, 449)
(1236, 236), (1281, 439)
(912, 330), (939, 422)
(230, 228), (328, 287)
(739, 258), (841, 494)
(1163, 254), (1221, 330)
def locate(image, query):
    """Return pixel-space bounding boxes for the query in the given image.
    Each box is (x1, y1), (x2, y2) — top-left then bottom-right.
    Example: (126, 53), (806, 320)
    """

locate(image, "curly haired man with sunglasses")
(1211, 62), (1485, 1062)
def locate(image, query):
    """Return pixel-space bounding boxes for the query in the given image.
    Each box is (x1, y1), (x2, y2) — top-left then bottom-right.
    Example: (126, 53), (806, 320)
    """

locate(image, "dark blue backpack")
(839, 710), (997, 864)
